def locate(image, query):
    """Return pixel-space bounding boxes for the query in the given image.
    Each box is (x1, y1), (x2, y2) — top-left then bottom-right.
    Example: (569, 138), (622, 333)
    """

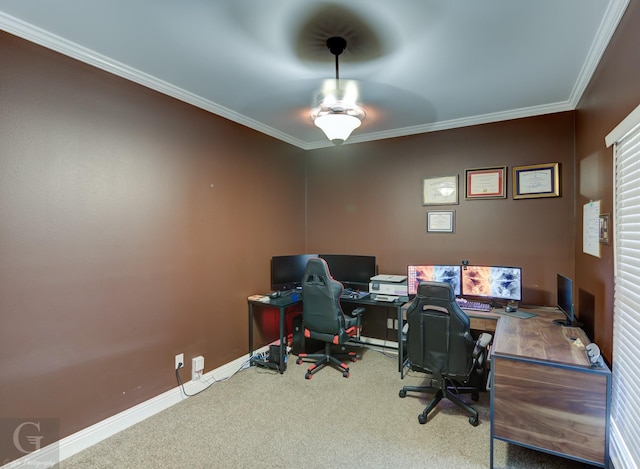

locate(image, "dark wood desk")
(490, 307), (611, 468)
(399, 302), (501, 378)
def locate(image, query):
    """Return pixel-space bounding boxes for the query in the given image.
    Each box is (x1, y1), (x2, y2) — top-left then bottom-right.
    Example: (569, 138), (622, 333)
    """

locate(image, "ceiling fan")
(310, 36), (366, 145)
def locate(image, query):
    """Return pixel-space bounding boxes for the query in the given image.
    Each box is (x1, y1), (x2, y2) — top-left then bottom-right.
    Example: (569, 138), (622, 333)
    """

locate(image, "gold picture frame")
(422, 175), (459, 205)
(513, 163), (560, 199)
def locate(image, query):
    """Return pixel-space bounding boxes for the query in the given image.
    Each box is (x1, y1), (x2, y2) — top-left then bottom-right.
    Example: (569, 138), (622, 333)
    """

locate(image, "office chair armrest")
(476, 333), (492, 348)
(473, 333), (493, 360)
(351, 307), (366, 317)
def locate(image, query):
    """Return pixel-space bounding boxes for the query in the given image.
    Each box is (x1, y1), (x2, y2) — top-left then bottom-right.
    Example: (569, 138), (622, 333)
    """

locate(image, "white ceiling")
(0, 1), (629, 150)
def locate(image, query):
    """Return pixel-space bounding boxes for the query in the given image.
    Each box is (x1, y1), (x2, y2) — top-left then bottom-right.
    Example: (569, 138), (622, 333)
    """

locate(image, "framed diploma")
(513, 163), (560, 199)
(422, 175), (459, 205)
(464, 166), (506, 199)
(426, 210), (455, 233)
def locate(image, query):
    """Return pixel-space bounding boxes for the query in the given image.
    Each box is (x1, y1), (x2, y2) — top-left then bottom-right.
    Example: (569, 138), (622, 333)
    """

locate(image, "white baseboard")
(610, 420), (637, 469)
(358, 335), (399, 354)
(1, 353), (257, 468)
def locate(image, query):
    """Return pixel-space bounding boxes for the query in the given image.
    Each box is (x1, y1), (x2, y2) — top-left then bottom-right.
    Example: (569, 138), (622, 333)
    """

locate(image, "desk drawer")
(470, 317), (496, 332)
(493, 357), (608, 465)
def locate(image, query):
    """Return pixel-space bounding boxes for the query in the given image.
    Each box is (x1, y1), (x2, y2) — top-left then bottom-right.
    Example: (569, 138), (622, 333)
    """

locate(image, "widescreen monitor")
(318, 254), (377, 288)
(554, 273), (575, 326)
(461, 265), (522, 301)
(407, 265), (462, 296)
(270, 254), (317, 291)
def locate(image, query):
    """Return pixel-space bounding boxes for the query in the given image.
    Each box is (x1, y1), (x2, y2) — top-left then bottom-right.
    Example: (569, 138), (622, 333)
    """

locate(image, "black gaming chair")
(399, 281), (492, 426)
(295, 257), (365, 379)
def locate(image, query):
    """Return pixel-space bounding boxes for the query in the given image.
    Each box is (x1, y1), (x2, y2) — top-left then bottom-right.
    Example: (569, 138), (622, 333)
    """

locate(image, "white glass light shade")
(310, 79), (365, 145)
(313, 113), (362, 144)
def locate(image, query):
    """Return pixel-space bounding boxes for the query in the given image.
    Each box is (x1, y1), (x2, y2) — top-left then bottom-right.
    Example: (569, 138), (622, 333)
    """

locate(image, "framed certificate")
(513, 163), (560, 199)
(464, 166), (507, 199)
(427, 210), (455, 233)
(422, 175), (459, 205)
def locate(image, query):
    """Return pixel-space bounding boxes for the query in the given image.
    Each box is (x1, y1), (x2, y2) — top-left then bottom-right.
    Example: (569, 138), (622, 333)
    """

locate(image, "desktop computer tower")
(267, 344), (287, 370)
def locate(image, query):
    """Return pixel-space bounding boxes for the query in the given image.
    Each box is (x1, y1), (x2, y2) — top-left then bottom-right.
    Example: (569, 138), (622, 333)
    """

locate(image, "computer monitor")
(407, 265), (462, 296)
(318, 254), (377, 289)
(554, 273), (575, 326)
(270, 254), (318, 291)
(461, 265), (522, 301)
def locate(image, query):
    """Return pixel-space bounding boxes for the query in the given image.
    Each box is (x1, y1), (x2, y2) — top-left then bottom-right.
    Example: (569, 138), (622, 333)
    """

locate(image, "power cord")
(174, 358), (254, 397)
(175, 363), (214, 397)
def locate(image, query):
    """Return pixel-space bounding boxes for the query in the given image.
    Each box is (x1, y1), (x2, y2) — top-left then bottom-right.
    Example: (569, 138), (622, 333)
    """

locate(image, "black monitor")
(270, 254), (317, 291)
(554, 273), (575, 326)
(407, 264), (462, 296)
(318, 254), (377, 289)
(461, 265), (522, 302)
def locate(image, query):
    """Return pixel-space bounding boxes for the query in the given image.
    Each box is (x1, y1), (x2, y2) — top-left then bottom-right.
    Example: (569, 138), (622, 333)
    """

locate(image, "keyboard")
(340, 290), (370, 300)
(455, 297), (491, 312)
(373, 294), (399, 302)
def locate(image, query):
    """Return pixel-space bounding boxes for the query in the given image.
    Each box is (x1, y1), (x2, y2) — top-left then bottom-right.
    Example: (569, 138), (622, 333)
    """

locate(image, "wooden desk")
(490, 307), (611, 468)
(399, 302), (500, 378)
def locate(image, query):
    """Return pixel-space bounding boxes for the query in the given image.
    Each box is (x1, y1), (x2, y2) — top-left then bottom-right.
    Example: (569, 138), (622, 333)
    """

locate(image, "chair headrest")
(416, 281), (456, 301)
(304, 257), (330, 278)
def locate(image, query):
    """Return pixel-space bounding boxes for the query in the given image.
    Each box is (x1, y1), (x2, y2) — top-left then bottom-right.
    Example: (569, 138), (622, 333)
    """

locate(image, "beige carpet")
(55, 347), (585, 468)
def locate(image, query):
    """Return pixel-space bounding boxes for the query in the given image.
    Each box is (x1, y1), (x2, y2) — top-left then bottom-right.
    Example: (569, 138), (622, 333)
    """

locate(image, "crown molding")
(568, 0), (630, 106)
(2, 0), (630, 151)
(0, 12), (310, 149)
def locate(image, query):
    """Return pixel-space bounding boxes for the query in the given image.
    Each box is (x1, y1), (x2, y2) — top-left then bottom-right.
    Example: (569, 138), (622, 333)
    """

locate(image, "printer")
(369, 274), (409, 302)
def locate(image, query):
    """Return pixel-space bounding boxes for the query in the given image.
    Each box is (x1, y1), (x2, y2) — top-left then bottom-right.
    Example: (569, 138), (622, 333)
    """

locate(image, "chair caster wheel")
(469, 416), (479, 426)
(342, 371), (349, 378)
(472, 392), (479, 401)
(305, 372), (312, 380)
(296, 358), (302, 365)
(399, 389), (407, 398)
(418, 414), (427, 425)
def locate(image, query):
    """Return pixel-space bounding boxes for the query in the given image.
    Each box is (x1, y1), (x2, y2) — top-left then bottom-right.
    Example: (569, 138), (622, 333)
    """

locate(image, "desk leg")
(278, 306), (285, 374)
(248, 303), (255, 358)
(489, 366), (495, 469)
(397, 305), (403, 374)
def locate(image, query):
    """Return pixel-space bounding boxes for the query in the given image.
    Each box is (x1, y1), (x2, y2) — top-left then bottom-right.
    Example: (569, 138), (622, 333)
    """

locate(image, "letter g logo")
(12, 421), (44, 454)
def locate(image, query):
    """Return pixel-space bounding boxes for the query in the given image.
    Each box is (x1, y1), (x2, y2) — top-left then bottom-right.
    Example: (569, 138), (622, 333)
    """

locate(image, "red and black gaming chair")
(295, 257), (365, 379)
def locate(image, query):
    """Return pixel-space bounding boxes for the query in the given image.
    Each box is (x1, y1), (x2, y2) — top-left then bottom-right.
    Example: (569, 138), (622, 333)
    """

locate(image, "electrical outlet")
(175, 353), (184, 370)
(192, 355), (204, 380)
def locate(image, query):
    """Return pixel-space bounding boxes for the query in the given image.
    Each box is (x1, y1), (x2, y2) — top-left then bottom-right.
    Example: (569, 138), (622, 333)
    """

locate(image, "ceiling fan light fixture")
(310, 36), (365, 145)
(313, 112), (363, 145)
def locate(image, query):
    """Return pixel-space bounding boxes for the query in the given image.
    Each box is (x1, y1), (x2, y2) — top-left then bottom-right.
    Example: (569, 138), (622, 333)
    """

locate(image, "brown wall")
(0, 31), (306, 448)
(306, 112), (576, 307)
(2, 0), (640, 460)
(574, 0), (640, 363)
